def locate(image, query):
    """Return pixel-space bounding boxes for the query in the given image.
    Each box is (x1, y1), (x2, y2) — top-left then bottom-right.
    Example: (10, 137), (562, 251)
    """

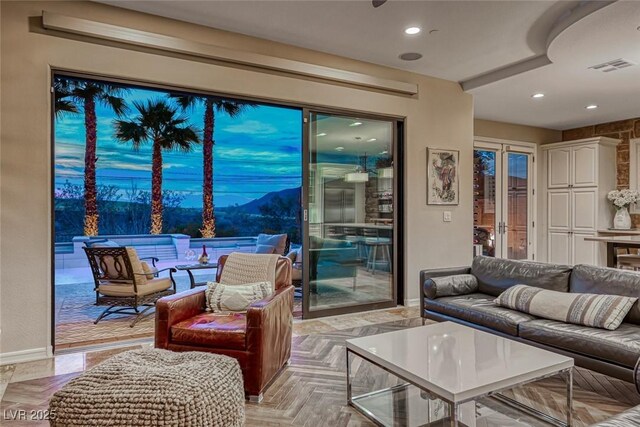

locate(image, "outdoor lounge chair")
(84, 238), (159, 268)
(84, 246), (177, 327)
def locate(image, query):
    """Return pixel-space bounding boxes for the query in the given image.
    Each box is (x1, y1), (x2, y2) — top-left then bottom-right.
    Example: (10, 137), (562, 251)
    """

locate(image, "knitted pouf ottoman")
(49, 349), (245, 427)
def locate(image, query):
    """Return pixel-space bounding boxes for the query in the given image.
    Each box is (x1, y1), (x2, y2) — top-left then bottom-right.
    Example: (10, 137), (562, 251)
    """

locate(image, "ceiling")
(97, 0), (640, 130)
(313, 114), (392, 156)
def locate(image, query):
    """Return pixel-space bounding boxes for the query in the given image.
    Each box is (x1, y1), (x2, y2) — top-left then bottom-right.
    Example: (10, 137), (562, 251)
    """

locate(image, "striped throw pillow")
(495, 285), (637, 330)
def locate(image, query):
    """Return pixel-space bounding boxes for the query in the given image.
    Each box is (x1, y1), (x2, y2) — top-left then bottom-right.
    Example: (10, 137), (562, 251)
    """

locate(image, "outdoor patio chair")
(84, 238), (159, 268)
(84, 246), (177, 327)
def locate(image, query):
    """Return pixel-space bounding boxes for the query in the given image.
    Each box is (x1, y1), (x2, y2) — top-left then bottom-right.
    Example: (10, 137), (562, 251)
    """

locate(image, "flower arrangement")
(607, 189), (640, 210)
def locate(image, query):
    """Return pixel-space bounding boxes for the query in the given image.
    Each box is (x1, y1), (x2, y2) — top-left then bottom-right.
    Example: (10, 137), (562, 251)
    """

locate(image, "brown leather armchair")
(155, 255), (294, 402)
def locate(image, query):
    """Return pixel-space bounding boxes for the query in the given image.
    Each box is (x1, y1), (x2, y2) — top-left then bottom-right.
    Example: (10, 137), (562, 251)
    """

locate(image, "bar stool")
(325, 225), (344, 239)
(617, 254), (640, 271)
(343, 227), (366, 260)
(363, 228), (392, 275)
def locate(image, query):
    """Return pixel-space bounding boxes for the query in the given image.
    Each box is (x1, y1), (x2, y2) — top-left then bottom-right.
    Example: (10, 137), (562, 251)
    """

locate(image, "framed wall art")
(427, 148), (459, 205)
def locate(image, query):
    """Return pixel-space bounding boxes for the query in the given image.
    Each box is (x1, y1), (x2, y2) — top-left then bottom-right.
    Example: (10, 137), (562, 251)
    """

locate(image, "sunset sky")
(54, 82), (303, 208)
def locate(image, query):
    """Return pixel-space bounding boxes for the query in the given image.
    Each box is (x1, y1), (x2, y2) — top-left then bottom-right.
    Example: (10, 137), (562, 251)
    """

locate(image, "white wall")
(0, 1), (473, 360)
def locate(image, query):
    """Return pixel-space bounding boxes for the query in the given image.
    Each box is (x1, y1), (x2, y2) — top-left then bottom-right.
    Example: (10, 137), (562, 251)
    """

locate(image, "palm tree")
(54, 77), (128, 236)
(114, 99), (200, 234)
(53, 80), (79, 119)
(170, 94), (256, 238)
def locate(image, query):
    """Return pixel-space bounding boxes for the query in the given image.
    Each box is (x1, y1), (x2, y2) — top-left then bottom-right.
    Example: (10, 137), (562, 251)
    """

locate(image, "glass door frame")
(474, 137), (537, 261)
(302, 108), (404, 319)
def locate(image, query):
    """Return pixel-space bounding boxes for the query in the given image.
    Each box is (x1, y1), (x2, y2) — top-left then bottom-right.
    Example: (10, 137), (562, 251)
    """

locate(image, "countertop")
(597, 229), (640, 235)
(584, 235), (640, 243)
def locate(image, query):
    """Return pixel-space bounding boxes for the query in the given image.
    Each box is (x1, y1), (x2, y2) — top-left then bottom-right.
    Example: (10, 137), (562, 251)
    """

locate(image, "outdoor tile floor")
(55, 262), (392, 349)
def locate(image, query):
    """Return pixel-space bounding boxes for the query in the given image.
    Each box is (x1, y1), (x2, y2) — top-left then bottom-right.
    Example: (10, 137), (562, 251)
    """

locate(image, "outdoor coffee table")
(174, 262), (218, 288)
(346, 321), (574, 427)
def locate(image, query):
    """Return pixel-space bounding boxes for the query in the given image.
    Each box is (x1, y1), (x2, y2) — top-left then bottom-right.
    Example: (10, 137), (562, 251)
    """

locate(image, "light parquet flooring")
(2, 314), (638, 426)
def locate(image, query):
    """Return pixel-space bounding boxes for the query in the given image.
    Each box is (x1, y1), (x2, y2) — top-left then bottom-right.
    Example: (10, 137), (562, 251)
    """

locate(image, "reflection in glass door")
(473, 149), (498, 257)
(304, 111), (397, 317)
(505, 152), (530, 260)
(473, 141), (535, 260)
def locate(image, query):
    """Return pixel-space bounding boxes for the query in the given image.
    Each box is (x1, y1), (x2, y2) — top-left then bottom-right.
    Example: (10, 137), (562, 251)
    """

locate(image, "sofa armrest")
(635, 356), (640, 394)
(245, 285), (294, 394)
(420, 266), (472, 299)
(155, 288), (206, 349)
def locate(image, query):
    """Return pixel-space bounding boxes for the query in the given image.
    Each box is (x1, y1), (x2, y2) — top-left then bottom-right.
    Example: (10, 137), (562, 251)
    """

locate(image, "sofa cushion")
(571, 264), (640, 325)
(519, 319), (640, 368)
(471, 256), (572, 297)
(171, 313), (247, 350)
(496, 284), (637, 330)
(424, 293), (538, 336)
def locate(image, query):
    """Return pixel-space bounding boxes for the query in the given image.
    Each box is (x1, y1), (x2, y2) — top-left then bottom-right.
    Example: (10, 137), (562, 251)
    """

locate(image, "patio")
(54, 233), (392, 349)
(54, 234), (303, 349)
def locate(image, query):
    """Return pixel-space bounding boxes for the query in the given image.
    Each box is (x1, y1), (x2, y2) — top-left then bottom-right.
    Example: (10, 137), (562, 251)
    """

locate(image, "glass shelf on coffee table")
(174, 263), (218, 289)
(346, 322), (574, 427)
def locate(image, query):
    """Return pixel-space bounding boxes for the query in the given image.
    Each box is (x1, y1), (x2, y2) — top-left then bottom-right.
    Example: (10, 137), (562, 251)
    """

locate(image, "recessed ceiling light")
(404, 27), (421, 35)
(335, 147), (345, 151)
(531, 93), (545, 98)
(317, 133), (327, 137)
(586, 104), (598, 110)
(367, 138), (377, 142)
(399, 52), (422, 61)
(349, 122), (363, 127)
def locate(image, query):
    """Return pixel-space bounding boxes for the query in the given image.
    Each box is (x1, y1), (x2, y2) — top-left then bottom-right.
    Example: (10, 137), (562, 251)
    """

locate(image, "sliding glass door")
(473, 140), (535, 260)
(303, 111), (398, 317)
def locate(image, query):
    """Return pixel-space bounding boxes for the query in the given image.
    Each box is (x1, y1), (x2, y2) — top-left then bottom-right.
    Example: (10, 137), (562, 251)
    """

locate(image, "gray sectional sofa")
(420, 256), (640, 383)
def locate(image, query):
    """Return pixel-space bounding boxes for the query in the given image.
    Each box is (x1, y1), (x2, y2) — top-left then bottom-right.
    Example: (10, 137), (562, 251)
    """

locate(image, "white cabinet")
(547, 190), (571, 230)
(572, 145), (598, 187)
(572, 232), (597, 265)
(547, 145), (598, 189)
(542, 137), (618, 266)
(547, 148), (571, 188)
(571, 189), (597, 231)
(548, 231), (571, 265)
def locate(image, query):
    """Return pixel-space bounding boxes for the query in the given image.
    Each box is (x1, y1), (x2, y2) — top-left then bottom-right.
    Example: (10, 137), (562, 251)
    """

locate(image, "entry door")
(502, 149), (534, 260)
(474, 141), (535, 260)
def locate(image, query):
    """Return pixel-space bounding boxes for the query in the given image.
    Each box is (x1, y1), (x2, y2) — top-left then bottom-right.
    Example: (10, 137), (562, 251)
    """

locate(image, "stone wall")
(562, 117), (640, 224)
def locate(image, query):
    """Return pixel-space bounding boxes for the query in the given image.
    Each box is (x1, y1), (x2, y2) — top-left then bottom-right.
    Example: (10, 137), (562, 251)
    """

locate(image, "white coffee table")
(346, 321), (574, 427)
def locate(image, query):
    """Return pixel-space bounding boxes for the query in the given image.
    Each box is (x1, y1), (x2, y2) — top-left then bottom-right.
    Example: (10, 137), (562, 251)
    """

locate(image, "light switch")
(443, 211), (452, 222)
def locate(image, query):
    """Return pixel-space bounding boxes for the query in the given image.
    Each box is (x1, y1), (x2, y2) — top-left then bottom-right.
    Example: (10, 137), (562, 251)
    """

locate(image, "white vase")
(614, 207), (632, 230)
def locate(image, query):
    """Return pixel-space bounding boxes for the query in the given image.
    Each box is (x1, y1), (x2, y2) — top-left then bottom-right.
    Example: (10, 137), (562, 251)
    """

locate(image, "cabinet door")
(548, 231), (571, 265)
(547, 148), (571, 188)
(548, 189), (571, 231)
(572, 145), (597, 187)
(571, 189), (597, 231)
(573, 232), (597, 265)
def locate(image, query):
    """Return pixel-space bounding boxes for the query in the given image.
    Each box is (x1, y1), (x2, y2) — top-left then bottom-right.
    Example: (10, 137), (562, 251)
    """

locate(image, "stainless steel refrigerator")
(323, 177), (356, 223)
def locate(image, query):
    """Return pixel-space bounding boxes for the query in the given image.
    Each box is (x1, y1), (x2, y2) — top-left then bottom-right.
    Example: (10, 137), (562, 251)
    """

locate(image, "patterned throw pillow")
(495, 284), (637, 330)
(205, 281), (273, 313)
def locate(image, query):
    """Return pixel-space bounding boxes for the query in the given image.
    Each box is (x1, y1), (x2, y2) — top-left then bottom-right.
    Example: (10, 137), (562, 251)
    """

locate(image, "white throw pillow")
(205, 281), (273, 313)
